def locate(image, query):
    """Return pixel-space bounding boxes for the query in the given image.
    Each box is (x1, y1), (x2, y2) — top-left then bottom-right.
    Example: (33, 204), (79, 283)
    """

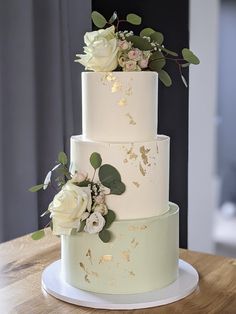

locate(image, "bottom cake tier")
(61, 202), (179, 294)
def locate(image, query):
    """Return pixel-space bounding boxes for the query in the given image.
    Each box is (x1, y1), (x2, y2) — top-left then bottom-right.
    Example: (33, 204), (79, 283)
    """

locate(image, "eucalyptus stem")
(91, 169), (96, 182)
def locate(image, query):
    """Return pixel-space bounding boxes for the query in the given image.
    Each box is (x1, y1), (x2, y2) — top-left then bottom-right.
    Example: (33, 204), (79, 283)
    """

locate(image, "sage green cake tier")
(61, 203), (179, 294)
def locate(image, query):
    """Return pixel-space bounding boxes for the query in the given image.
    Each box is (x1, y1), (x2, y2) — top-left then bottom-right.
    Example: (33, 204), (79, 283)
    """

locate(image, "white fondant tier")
(61, 203), (179, 294)
(70, 135), (169, 219)
(82, 71), (158, 142)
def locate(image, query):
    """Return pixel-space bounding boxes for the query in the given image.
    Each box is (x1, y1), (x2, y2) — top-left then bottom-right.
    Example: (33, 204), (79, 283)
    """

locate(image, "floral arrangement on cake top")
(75, 11), (200, 87)
(29, 152), (125, 242)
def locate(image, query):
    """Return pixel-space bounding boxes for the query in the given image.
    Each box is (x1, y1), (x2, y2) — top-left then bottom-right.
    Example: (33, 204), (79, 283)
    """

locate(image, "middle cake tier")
(71, 135), (169, 219)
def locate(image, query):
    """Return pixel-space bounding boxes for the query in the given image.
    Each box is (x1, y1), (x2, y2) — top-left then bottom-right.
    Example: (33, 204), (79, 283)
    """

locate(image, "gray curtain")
(0, 0), (91, 242)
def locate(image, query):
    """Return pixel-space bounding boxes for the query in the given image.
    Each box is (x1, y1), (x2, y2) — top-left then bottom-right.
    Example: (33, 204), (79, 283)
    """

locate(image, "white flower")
(48, 181), (92, 235)
(75, 26), (119, 72)
(93, 203), (108, 216)
(84, 212), (105, 234)
(71, 171), (88, 183)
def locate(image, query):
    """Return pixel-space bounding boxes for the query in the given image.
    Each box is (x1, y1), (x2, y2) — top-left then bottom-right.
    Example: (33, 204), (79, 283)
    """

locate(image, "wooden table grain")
(0, 231), (236, 314)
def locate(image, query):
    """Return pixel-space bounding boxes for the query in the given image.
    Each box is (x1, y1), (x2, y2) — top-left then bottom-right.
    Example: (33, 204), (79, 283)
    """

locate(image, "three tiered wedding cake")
(61, 71), (179, 294)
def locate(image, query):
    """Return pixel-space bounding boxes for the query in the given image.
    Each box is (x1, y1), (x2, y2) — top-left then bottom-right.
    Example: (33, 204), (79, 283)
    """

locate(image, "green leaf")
(90, 152), (102, 170)
(126, 13), (142, 25)
(160, 47), (178, 57)
(28, 184), (44, 192)
(149, 59), (166, 72)
(31, 229), (45, 240)
(182, 48), (200, 65)
(159, 70), (172, 87)
(77, 180), (91, 187)
(109, 181), (126, 195)
(140, 28), (155, 37)
(99, 229), (112, 243)
(78, 220), (86, 232)
(150, 32), (164, 45)
(91, 11), (107, 28)
(126, 36), (153, 51)
(149, 51), (164, 62)
(99, 164), (121, 186)
(109, 11), (117, 24)
(58, 152), (68, 165)
(104, 210), (116, 229)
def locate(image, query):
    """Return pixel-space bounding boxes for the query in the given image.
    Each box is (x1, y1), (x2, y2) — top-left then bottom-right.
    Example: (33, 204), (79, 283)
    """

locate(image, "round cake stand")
(42, 259), (199, 310)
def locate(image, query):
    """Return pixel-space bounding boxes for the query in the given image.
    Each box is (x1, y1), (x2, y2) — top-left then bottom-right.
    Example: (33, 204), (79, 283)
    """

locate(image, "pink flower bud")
(124, 60), (137, 71)
(127, 48), (142, 60)
(138, 58), (149, 69)
(118, 40), (129, 50)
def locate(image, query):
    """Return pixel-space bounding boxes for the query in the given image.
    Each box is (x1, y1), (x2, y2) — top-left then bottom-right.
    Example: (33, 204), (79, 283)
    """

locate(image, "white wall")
(188, 0), (219, 253)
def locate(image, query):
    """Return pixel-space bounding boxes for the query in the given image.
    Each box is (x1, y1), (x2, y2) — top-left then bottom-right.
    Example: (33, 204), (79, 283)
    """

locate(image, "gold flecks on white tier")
(121, 250), (130, 262)
(86, 249), (93, 265)
(131, 238), (139, 248)
(85, 274), (90, 283)
(132, 181), (140, 188)
(99, 255), (113, 264)
(139, 162), (146, 176)
(128, 225), (148, 231)
(126, 113), (136, 125)
(140, 145), (151, 165)
(118, 97), (127, 106)
(129, 271), (135, 277)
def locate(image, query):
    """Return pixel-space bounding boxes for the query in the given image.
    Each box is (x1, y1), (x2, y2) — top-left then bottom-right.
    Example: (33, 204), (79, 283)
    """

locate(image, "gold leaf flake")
(79, 262), (86, 272)
(112, 81), (122, 93)
(131, 238), (139, 248)
(129, 271), (135, 276)
(118, 98), (127, 106)
(132, 181), (140, 188)
(126, 113), (136, 125)
(125, 86), (133, 96)
(156, 143), (159, 154)
(86, 249), (92, 265)
(126, 146), (138, 160)
(85, 274), (90, 283)
(91, 271), (99, 277)
(99, 255), (113, 264)
(123, 158), (128, 163)
(139, 162), (146, 176)
(140, 146), (151, 165)
(121, 250), (130, 262)
(129, 225), (148, 231)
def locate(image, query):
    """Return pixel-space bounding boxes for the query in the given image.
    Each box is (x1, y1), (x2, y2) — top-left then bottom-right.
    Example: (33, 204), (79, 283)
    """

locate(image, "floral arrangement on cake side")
(75, 11), (200, 87)
(29, 152), (125, 243)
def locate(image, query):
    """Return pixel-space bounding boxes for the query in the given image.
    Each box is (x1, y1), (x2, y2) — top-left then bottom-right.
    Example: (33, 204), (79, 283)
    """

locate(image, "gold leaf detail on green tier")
(132, 181), (140, 188)
(99, 255), (113, 264)
(126, 113), (136, 125)
(128, 224), (148, 231)
(85, 274), (90, 283)
(131, 238), (139, 248)
(86, 249), (93, 265)
(139, 162), (146, 176)
(121, 250), (130, 262)
(140, 145), (151, 165)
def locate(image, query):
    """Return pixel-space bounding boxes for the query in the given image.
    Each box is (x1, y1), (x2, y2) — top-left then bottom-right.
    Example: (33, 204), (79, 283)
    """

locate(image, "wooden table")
(0, 231), (236, 314)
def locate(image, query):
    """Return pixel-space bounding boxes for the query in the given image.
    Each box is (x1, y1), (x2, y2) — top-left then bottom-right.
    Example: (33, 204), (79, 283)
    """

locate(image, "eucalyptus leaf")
(99, 229), (112, 243)
(98, 164), (121, 186)
(31, 229), (45, 240)
(159, 70), (172, 87)
(149, 59), (166, 72)
(140, 28), (155, 37)
(150, 32), (164, 45)
(58, 152), (68, 165)
(78, 220), (86, 232)
(149, 51), (164, 62)
(126, 36), (153, 51)
(181, 75), (188, 88)
(181, 62), (190, 68)
(109, 181), (126, 195)
(126, 13), (142, 25)
(160, 47), (178, 57)
(182, 48), (200, 65)
(91, 11), (107, 28)
(104, 210), (116, 229)
(28, 184), (44, 192)
(109, 11), (117, 24)
(90, 152), (102, 170)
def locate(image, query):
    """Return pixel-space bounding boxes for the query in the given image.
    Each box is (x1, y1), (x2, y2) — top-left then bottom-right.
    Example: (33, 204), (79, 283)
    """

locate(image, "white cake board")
(42, 259), (199, 310)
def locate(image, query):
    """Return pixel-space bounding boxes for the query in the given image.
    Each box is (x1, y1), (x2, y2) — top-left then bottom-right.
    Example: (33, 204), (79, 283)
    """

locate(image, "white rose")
(48, 181), (92, 235)
(84, 212), (105, 234)
(93, 203), (108, 216)
(75, 26), (119, 72)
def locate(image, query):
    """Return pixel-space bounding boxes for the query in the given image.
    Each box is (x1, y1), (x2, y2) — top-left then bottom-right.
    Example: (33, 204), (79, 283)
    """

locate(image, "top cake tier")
(82, 71), (158, 142)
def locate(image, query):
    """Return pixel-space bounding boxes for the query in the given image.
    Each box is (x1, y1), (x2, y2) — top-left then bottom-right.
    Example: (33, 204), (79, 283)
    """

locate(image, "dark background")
(93, 0), (189, 248)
